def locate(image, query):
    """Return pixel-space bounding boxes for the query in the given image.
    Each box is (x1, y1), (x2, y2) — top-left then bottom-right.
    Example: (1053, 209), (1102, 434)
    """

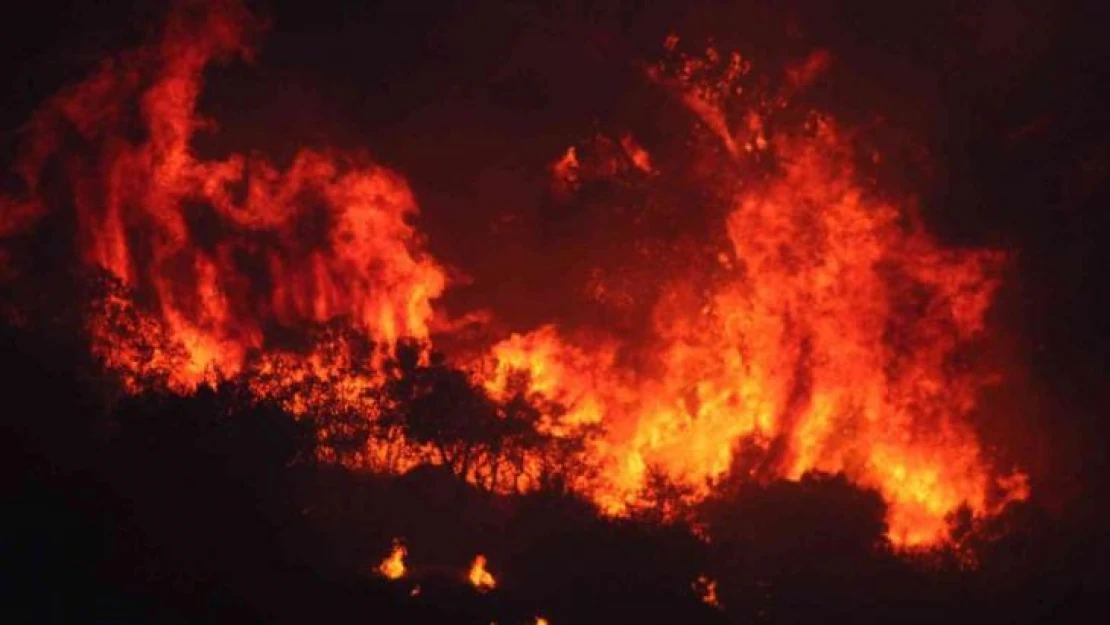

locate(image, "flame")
(549, 133), (656, 196)
(620, 134), (655, 174)
(0, 0), (1029, 553)
(4, 0), (445, 393)
(479, 122), (1022, 545)
(535, 618), (550, 625)
(475, 44), (1029, 547)
(377, 540), (406, 580)
(550, 146), (580, 197)
(467, 554), (496, 592)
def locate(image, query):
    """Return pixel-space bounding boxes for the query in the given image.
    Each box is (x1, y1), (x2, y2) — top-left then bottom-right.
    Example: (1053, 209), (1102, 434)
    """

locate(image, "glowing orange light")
(377, 540), (406, 580)
(467, 554), (496, 592)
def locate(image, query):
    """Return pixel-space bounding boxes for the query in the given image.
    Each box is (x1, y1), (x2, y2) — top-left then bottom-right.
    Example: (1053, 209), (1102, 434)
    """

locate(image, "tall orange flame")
(7, 0), (444, 392)
(0, 1), (1028, 551)
(476, 43), (1029, 547)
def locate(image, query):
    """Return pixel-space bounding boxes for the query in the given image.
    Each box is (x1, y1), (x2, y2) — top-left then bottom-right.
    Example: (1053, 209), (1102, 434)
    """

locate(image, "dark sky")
(3, 0), (1108, 494)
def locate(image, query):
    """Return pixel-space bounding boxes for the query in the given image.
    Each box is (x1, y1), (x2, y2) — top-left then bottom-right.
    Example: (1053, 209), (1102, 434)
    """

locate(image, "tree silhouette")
(379, 341), (502, 482)
(377, 344), (598, 493)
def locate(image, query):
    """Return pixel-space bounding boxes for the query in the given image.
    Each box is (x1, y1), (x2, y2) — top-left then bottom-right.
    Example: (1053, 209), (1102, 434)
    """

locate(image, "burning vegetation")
(0, 0), (1024, 549)
(6, 0), (1101, 623)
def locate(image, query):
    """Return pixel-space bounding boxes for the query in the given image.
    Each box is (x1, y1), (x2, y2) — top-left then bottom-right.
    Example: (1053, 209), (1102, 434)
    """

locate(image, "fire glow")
(467, 555), (497, 593)
(377, 539), (406, 580)
(0, 0), (1028, 550)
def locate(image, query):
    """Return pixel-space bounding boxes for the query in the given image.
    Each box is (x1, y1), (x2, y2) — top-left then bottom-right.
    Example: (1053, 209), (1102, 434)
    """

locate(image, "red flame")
(1, 1), (1028, 550)
(8, 0), (444, 392)
(481, 121), (1028, 545)
(478, 41), (1029, 546)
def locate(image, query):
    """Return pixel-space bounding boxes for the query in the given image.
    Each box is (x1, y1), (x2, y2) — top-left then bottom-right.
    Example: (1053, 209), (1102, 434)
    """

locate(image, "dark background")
(2, 1), (1108, 622)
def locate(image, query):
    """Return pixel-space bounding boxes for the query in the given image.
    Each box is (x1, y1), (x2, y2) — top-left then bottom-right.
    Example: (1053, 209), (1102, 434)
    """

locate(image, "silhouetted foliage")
(3, 307), (1109, 625)
(378, 341), (591, 492)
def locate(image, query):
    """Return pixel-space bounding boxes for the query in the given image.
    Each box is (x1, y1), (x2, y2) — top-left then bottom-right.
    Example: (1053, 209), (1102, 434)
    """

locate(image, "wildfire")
(475, 42), (1029, 546)
(377, 540), (406, 580)
(467, 555), (497, 592)
(4, 0), (445, 393)
(0, 0), (1029, 554)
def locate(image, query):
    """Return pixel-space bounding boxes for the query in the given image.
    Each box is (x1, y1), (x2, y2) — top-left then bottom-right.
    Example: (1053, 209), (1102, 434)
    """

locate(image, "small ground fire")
(467, 554), (497, 592)
(377, 539), (406, 580)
